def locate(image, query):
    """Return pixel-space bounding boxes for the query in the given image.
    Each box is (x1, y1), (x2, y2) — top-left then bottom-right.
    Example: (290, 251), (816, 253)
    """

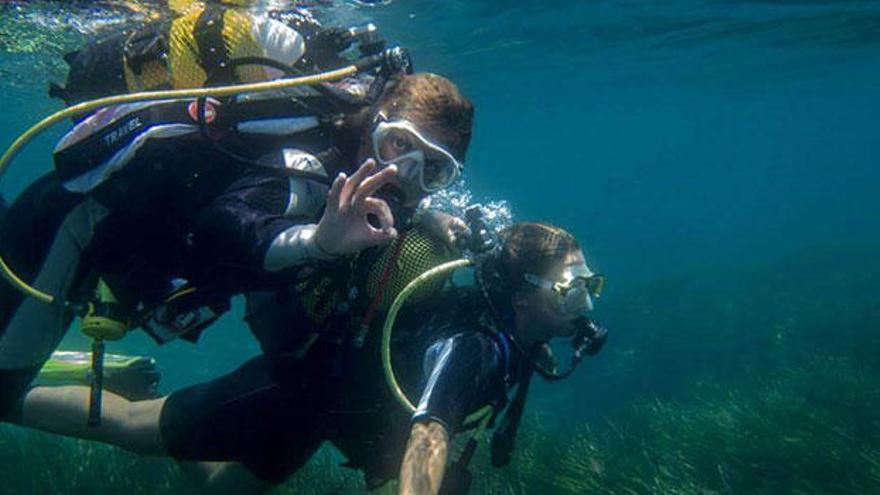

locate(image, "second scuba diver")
(14, 219), (608, 494)
(0, 1), (475, 422)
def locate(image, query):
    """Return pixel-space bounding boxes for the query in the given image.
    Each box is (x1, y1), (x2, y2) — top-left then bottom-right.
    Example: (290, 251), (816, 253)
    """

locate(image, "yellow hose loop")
(0, 64), (359, 305)
(0, 255), (55, 304)
(382, 258), (473, 413)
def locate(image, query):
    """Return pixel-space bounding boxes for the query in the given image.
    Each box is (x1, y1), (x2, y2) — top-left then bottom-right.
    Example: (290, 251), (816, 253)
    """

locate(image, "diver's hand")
(314, 159), (399, 256)
(418, 210), (470, 251)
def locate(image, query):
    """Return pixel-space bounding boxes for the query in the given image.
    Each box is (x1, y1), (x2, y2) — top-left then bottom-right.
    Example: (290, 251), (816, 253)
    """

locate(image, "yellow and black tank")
(50, 0), (310, 107)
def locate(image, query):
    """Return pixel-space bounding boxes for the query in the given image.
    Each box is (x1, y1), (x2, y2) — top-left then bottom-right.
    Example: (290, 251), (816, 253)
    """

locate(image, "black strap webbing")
(194, 5), (231, 86)
(216, 96), (341, 128)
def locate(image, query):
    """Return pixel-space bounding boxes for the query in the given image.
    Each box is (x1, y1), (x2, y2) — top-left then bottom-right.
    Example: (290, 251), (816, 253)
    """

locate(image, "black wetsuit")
(0, 173), (82, 330)
(159, 284), (530, 486)
(0, 174), (83, 414)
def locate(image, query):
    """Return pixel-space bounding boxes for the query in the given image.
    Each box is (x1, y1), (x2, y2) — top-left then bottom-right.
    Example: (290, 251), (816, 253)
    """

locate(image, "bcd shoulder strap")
(194, 4), (233, 85)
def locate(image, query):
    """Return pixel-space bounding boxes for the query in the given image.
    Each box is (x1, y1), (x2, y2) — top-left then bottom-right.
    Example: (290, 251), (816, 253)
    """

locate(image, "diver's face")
(518, 250), (591, 344)
(367, 115), (463, 208)
(376, 132), (423, 206)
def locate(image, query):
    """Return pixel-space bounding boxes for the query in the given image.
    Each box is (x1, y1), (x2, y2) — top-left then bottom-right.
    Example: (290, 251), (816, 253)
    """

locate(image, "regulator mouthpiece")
(535, 317), (609, 381)
(573, 316), (608, 357)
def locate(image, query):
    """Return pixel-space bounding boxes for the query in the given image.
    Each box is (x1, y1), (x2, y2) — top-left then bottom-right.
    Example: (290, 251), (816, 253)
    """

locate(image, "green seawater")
(1, 0), (879, 493)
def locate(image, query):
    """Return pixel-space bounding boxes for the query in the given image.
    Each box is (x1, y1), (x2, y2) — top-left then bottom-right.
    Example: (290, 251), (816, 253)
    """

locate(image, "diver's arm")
(197, 159), (397, 281)
(399, 333), (508, 494)
(266, 159), (400, 269)
(399, 419), (451, 495)
(262, 222), (336, 271)
(413, 210), (469, 251)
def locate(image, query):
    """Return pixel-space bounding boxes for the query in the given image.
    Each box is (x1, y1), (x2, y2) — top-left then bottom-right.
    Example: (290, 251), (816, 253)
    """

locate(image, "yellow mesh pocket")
(168, 0), (256, 16)
(167, 0), (205, 16)
(124, 58), (171, 92)
(296, 276), (341, 325)
(296, 227), (455, 325)
(366, 226), (456, 311)
(168, 9), (208, 88)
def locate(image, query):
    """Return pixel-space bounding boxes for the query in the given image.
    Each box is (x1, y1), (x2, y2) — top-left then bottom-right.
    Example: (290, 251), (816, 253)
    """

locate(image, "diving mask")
(524, 264), (605, 317)
(371, 118), (463, 193)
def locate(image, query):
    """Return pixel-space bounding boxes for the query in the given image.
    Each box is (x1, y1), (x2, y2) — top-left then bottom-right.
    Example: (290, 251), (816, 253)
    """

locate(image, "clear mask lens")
(372, 120), (462, 192)
(375, 128), (417, 163)
(556, 274), (605, 315)
(559, 284), (593, 315)
(422, 152), (458, 190)
(564, 275), (605, 298)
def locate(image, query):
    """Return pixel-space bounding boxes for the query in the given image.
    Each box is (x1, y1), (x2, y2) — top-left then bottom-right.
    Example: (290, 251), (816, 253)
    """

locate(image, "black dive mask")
(533, 316), (608, 381)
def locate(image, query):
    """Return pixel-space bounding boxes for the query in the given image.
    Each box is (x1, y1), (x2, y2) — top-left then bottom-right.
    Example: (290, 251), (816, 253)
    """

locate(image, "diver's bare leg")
(16, 385), (166, 455)
(19, 386), (273, 493)
(192, 462), (273, 494)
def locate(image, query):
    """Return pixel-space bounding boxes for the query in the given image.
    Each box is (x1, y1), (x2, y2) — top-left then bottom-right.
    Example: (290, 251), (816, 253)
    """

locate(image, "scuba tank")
(50, 14), (411, 196)
(48, 4), (378, 110)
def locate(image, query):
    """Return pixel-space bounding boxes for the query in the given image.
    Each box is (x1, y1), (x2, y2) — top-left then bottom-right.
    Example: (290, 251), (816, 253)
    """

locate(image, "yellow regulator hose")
(381, 258), (473, 413)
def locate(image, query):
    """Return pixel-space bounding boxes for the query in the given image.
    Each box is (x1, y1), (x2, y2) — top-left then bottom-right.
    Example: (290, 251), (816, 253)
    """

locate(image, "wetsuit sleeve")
(412, 332), (507, 432)
(192, 170), (333, 290)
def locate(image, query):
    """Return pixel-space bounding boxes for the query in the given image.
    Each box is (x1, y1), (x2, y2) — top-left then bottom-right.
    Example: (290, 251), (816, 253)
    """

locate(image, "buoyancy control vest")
(255, 220), (459, 357)
(34, 1), (410, 346)
(51, 90), (353, 196)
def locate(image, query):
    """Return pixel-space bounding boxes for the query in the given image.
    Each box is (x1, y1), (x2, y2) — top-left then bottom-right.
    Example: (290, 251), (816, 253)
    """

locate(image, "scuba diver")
(12, 220), (607, 494)
(0, 1), (474, 422)
(0, 0), (389, 340)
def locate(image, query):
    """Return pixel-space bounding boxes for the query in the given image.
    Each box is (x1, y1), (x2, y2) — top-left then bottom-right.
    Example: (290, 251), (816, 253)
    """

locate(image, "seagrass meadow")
(2, 0), (879, 493)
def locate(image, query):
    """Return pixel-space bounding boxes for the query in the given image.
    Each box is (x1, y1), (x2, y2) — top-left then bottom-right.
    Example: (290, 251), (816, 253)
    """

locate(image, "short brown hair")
(375, 73), (474, 160)
(497, 222), (581, 290)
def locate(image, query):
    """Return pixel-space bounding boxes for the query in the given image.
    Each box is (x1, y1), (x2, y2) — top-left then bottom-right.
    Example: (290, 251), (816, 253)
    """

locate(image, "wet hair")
(497, 222), (582, 291)
(373, 73), (474, 160)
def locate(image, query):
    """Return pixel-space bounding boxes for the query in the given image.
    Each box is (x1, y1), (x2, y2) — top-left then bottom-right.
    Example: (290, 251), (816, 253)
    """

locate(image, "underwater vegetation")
(3, 343), (877, 494)
(479, 354), (880, 494)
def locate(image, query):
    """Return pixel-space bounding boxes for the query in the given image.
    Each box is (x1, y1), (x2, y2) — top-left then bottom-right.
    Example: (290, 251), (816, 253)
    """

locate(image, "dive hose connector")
(461, 205), (496, 254)
(355, 46), (413, 75)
